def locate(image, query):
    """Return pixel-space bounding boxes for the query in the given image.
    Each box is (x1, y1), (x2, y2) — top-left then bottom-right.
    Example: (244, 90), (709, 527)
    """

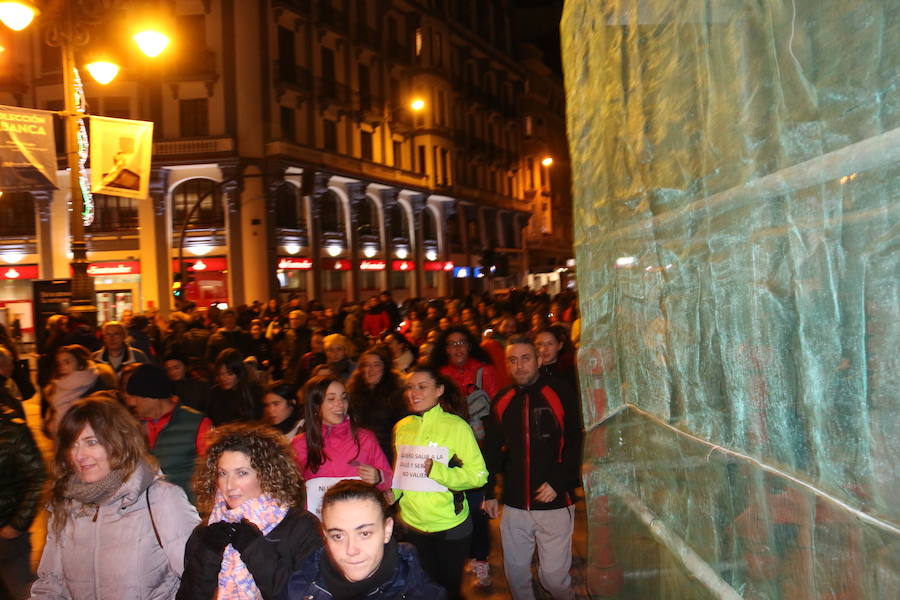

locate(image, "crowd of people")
(0, 286), (583, 600)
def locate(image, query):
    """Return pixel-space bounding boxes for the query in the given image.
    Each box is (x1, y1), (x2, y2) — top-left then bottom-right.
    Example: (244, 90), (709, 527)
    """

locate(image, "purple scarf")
(209, 491), (289, 600)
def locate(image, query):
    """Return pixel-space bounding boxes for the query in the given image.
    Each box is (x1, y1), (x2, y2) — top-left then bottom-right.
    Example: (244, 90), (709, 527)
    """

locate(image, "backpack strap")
(540, 385), (566, 461)
(146, 485), (163, 549)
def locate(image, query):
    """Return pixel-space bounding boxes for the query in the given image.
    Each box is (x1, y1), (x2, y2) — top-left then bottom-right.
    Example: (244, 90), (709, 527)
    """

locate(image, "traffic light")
(172, 273), (184, 300)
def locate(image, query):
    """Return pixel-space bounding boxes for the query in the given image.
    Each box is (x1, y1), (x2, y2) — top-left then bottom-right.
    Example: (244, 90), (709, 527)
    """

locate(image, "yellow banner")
(89, 116), (153, 199)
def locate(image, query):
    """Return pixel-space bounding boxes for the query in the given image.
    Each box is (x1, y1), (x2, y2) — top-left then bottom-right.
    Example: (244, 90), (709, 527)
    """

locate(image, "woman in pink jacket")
(291, 375), (392, 513)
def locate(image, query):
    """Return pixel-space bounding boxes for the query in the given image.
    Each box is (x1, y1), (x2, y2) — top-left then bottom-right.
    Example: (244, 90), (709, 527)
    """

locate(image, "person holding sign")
(291, 376), (393, 517)
(178, 423), (321, 600)
(392, 367), (488, 600)
(284, 480), (447, 599)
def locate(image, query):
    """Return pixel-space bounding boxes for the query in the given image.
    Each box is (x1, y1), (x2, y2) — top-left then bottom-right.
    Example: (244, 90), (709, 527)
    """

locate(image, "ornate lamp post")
(0, 0), (169, 323)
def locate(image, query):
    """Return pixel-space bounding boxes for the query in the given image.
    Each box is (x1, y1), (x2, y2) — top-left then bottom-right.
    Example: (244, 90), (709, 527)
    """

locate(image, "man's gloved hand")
(230, 519), (263, 554)
(202, 521), (236, 554)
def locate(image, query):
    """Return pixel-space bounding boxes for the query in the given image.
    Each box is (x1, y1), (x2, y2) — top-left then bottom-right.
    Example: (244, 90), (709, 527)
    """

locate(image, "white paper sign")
(391, 444), (449, 493)
(305, 476), (361, 519)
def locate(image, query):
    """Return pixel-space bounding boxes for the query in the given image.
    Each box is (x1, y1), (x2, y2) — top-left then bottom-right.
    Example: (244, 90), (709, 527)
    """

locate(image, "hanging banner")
(0, 105), (58, 191)
(89, 116), (153, 199)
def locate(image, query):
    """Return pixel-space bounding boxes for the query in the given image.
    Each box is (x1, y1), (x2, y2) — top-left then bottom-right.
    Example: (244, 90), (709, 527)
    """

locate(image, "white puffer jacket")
(30, 463), (200, 600)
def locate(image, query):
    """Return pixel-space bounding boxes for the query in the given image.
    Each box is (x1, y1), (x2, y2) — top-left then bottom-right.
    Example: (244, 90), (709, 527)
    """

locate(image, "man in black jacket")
(0, 405), (46, 599)
(483, 335), (582, 600)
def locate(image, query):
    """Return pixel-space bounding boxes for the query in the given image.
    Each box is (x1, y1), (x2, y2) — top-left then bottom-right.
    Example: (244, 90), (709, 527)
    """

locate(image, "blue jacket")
(283, 541), (447, 600)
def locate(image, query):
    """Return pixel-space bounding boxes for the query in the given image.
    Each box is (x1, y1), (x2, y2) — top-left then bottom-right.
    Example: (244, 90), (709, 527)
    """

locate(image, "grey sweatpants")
(500, 504), (575, 600)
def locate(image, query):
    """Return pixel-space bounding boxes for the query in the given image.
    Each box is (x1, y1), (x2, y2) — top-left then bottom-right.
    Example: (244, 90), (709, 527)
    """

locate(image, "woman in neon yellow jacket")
(392, 366), (487, 600)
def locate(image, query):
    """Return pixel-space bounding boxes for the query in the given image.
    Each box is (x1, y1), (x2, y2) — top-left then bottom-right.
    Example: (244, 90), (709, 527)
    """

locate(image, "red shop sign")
(278, 257), (313, 270)
(171, 257), (228, 272)
(87, 261), (141, 276)
(360, 260), (386, 271)
(321, 259), (351, 271)
(0, 264), (39, 279)
(424, 261), (454, 272)
(392, 261), (415, 271)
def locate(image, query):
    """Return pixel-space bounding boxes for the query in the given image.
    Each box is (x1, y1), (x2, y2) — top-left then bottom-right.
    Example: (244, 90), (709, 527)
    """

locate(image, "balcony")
(273, 62), (313, 94)
(153, 137), (235, 158)
(317, 1), (348, 35)
(355, 23), (380, 51)
(272, 0), (310, 15)
(165, 49), (217, 84)
(317, 78), (351, 109)
(388, 42), (410, 64)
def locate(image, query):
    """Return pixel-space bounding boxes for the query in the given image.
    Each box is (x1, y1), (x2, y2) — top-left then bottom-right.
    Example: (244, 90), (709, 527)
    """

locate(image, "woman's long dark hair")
(301, 375), (360, 473)
(427, 326), (492, 369)
(347, 345), (400, 397)
(405, 366), (468, 419)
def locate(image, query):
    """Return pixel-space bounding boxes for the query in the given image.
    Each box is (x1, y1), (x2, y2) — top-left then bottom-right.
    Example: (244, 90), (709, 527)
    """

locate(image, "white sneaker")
(472, 560), (492, 587)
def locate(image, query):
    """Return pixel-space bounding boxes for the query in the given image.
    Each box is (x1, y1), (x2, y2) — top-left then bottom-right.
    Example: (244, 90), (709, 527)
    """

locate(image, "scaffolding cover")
(562, 1), (899, 597)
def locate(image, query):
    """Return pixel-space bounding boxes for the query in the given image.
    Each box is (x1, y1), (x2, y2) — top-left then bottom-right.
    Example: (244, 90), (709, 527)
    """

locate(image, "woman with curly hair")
(177, 422), (321, 600)
(347, 346), (407, 463)
(291, 375), (392, 515)
(30, 395), (199, 599)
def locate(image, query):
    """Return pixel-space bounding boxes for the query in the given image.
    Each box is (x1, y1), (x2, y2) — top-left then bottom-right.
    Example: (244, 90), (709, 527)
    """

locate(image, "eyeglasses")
(447, 341), (467, 348)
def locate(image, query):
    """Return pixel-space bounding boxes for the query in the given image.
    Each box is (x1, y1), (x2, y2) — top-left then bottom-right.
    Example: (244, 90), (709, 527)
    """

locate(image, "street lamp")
(410, 98), (426, 112)
(0, 0), (169, 323)
(541, 156), (554, 167)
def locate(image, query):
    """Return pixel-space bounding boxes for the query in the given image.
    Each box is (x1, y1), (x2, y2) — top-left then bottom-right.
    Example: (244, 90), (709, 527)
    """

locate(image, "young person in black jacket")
(177, 422), (321, 600)
(284, 480), (446, 600)
(483, 335), (583, 600)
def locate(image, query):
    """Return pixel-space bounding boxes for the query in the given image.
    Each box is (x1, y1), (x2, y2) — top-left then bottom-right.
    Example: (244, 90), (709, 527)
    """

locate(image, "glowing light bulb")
(410, 98), (425, 112)
(541, 156), (553, 167)
(85, 61), (120, 85)
(133, 30), (170, 58)
(0, 2), (38, 31)
(326, 245), (342, 257)
(395, 247), (409, 259)
(284, 244), (300, 255)
(363, 246), (377, 258)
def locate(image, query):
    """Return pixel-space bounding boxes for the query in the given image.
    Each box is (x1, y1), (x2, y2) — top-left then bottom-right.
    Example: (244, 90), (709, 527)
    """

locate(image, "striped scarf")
(209, 491), (289, 600)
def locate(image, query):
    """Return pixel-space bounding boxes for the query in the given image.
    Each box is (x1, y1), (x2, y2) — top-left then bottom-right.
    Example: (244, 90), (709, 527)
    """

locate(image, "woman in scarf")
(42, 345), (117, 439)
(30, 395), (199, 599)
(178, 422), (321, 600)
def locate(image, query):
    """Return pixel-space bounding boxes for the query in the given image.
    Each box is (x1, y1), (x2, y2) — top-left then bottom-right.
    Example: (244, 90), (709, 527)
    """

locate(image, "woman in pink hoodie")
(291, 375), (392, 513)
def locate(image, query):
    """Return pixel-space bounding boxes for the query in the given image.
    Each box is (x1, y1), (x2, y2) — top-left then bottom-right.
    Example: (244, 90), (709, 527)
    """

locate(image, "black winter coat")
(177, 507), (322, 600)
(0, 405), (46, 533)
(484, 373), (583, 511)
(283, 542), (448, 600)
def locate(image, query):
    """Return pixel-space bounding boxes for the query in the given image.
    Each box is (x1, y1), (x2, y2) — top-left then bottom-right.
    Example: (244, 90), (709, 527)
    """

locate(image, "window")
(356, 197), (379, 237)
(417, 145), (426, 174)
(527, 157), (535, 189)
(392, 140), (403, 168)
(0, 192), (35, 237)
(88, 194), (139, 232)
(321, 47), (336, 83)
(280, 106), (295, 141)
(441, 148), (450, 186)
(388, 203), (409, 240)
(437, 90), (446, 126)
(103, 97), (130, 119)
(360, 130), (373, 161)
(323, 119), (338, 152)
(358, 64), (371, 109)
(277, 27), (296, 82)
(361, 270), (378, 291)
(432, 32), (442, 66)
(422, 207), (438, 245)
(319, 190), (344, 233)
(324, 270), (344, 292)
(171, 178), (223, 230)
(179, 98), (209, 137)
(524, 115), (533, 136)
(390, 270), (407, 290)
(415, 28), (423, 56)
(274, 183), (304, 230)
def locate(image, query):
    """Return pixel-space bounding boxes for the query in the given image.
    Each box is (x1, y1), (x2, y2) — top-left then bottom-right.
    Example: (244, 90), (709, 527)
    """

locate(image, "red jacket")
(362, 310), (391, 338)
(440, 358), (500, 400)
